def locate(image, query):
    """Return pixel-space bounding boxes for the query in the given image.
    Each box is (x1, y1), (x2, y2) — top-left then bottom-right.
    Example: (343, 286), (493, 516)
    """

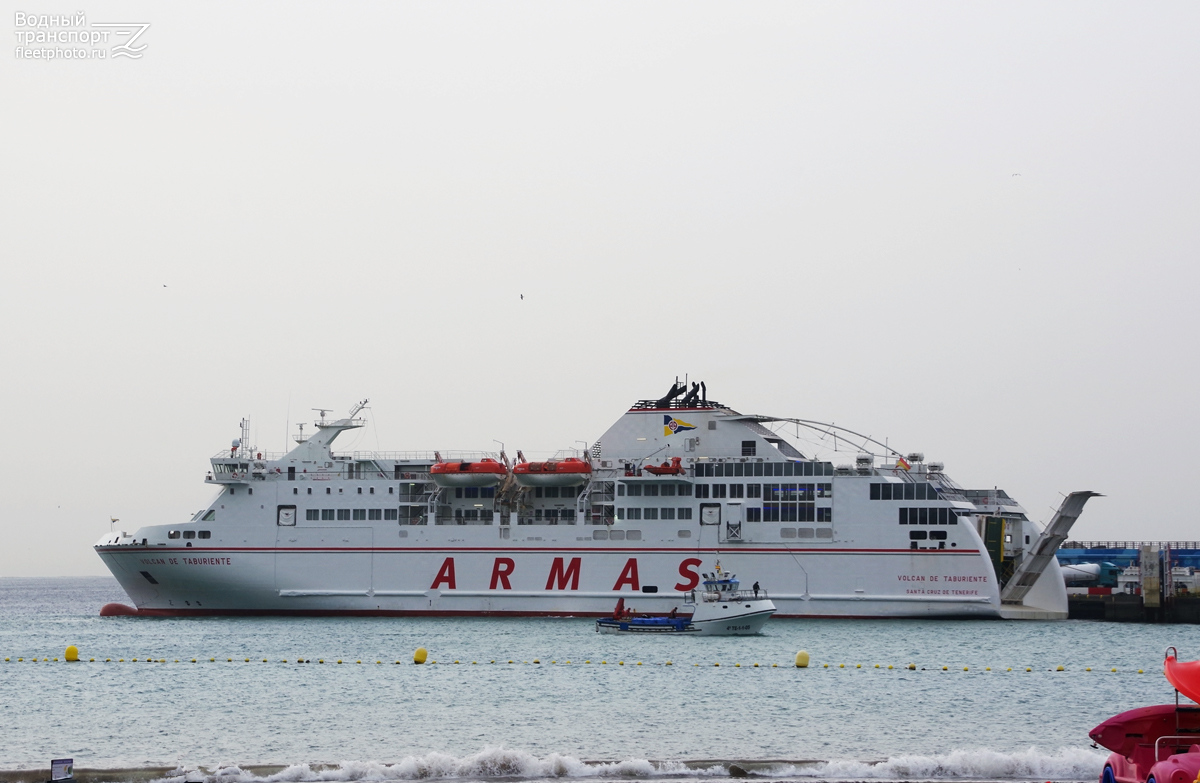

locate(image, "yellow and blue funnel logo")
(664, 416), (696, 436)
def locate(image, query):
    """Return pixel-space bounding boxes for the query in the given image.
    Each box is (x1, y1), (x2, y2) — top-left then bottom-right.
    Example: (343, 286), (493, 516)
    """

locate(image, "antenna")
(293, 423), (308, 444)
(313, 408), (330, 424)
(350, 398), (369, 418)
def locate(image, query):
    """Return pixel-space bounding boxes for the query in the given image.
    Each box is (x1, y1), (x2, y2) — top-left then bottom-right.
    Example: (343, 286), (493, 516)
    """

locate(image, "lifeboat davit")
(430, 458), (508, 488)
(643, 457), (685, 476)
(513, 458), (592, 487)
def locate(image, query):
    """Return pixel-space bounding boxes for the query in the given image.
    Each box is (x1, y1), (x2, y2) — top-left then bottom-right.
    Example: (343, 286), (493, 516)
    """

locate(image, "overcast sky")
(2, 2), (1198, 577)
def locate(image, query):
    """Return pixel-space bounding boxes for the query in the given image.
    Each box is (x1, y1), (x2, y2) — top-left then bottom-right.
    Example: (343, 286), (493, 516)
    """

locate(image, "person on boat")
(753, 581), (760, 598)
(669, 607), (678, 619)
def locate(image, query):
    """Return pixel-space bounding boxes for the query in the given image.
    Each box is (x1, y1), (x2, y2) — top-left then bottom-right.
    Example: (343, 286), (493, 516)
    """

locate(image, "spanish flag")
(897, 457), (911, 471)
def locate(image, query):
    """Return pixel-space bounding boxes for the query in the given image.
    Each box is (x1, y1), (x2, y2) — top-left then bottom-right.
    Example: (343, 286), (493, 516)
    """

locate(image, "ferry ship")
(94, 383), (1098, 619)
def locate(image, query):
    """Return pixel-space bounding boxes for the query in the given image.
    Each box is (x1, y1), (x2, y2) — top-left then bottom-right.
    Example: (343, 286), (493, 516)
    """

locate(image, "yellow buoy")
(1086, 667), (1092, 672)
(823, 663), (829, 668)
(1112, 668), (1117, 672)
(874, 664), (880, 669)
(1056, 665), (1065, 671)
(1026, 667), (1032, 672)
(666, 661), (673, 666)
(414, 647), (428, 664)
(734, 663), (740, 668)
(985, 667), (991, 671)
(1006, 667), (1011, 671)
(888, 664), (893, 670)
(772, 663), (778, 668)
(65, 645), (79, 662)
(1139, 669), (1144, 674)
(855, 664), (862, 669)
(754, 663), (759, 668)
(942, 666), (948, 671)
(964, 667), (969, 671)
(795, 651), (810, 668)
(838, 663), (845, 669)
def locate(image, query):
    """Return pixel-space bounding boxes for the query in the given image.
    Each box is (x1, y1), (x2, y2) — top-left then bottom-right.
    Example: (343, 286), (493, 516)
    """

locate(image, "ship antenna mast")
(350, 398), (369, 418)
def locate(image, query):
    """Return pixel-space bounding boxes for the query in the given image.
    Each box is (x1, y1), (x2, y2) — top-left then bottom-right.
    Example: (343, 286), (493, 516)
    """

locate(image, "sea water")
(1, 577), (1196, 782)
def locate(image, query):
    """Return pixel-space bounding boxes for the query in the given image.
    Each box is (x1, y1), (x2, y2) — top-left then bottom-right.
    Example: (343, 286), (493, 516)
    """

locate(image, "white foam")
(149, 746), (1108, 783)
(768, 746), (1108, 781)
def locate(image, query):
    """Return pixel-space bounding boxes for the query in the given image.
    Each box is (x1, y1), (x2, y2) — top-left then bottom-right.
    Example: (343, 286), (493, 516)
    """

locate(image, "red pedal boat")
(1091, 649), (1200, 783)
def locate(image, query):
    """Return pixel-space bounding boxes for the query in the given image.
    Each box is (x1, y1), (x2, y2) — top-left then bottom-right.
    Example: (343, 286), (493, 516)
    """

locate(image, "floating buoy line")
(0, 648), (1152, 674)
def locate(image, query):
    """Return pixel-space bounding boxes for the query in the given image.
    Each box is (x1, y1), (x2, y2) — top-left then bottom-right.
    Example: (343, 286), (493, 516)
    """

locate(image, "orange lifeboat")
(430, 458), (508, 488)
(643, 457), (685, 476)
(513, 458), (592, 488)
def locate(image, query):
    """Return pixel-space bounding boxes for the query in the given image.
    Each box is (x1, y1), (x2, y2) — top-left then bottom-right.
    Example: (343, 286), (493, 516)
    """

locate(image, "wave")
(142, 746), (1107, 783)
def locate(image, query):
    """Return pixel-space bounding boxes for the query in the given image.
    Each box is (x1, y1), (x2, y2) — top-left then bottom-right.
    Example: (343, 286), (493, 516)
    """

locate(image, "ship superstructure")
(95, 385), (1097, 619)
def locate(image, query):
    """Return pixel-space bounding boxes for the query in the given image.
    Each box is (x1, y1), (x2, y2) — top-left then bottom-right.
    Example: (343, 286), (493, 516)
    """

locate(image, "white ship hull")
(94, 390), (1091, 620)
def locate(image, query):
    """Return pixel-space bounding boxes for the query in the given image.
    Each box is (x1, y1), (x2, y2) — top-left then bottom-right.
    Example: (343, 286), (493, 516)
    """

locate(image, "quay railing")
(1062, 540), (1200, 551)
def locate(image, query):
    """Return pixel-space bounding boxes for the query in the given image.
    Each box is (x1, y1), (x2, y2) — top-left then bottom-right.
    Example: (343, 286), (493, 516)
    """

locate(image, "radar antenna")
(313, 408), (330, 424)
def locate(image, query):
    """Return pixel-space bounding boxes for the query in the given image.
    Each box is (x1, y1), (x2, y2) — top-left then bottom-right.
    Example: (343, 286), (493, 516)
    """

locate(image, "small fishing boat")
(513, 458), (591, 487)
(430, 458), (508, 488)
(596, 563), (775, 635)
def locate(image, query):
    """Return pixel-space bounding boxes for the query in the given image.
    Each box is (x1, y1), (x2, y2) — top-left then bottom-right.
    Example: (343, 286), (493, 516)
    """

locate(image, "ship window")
(229, 488), (235, 495)
(643, 508), (658, 520)
(910, 530), (928, 540)
(704, 463), (716, 477)
(322, 509), (335, 520)
(780, 527), (797, 539)
(481, 487), (496, 498)
(747, 483), (761, 499)
(248, 488), (253, 495)
(307, 488), (312, 495)
(818, 508), (832, 523)
(369, 487), (375, 494)
(904, 484), (916, 500)
(678, 529), (691, 538)
(746, 507), (761, 522)
(678, 483), (692, 496)
(306, 510), (319, 521)
(462, 487), (478, 498)
(337, 509), (351, 521)
(797, 527), (815, 539)
(384, 509), (398, 520)
(784, 462), (794, 476)
(915, 484), (927, 500)
(326, 488), (331, 495)
(918, 508), (929, 525)
(198, 531), (211, 539)
(1025, 535), (1030, 544)
(643, 485), (659, 497)
(183, 530), (196, 539)
(729, 484), (744, 498)
(660, 508), (675, 520)
(938, 508), (948, 524)
(930, 530), (948, 540)
(661, 484), (676, 496)
(753, 462), (764, 476)
(168, 531), (180, 539)
(388, 487), (394, 494)
(742, 441), (756, 456)
(201, 510), (216, 522)
(871, 483), (881, 500)
(617, 484), (626, 496)
(818, 483), (832, 498)
(712, 484), (727, 498)
(368, 509), (382, 520)
(677, 508), (693, 520)
(626, 484), (642, 497)
(353, 509), (366, 521)
(357, 487), (362, 494)
(695, 485), (709, 499)
(546, 487), (561, 498)
(616, 508), (625, 520)
(627, 508), (642, 520)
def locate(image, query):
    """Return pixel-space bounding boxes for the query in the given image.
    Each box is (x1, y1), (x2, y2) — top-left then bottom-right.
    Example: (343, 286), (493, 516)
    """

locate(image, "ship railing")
(351, 450), (499, 462)
(699, 589), (767, 602)
(210, 451), (288, 461)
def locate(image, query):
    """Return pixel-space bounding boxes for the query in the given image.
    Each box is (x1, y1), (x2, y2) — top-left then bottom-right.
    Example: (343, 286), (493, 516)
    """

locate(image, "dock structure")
(1059, 541), (1200, 623)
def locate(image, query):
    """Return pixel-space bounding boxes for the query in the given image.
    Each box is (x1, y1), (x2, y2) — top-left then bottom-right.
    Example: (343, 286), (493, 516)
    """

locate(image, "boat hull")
(93, 541), (1023, 619)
